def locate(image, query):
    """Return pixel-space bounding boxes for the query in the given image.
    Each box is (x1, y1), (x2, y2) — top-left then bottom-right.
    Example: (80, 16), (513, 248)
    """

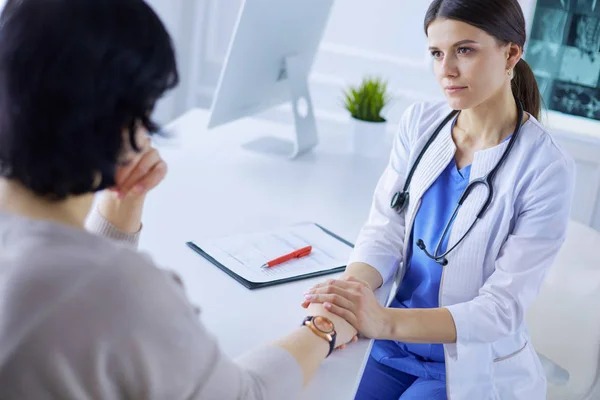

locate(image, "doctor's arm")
(305, 157), (575, 345)
(305, 276), (457, 342)
(342, 262), (383, 292)
(302, 107), (415, 313)
(443, 157), (575, 346)
(342, 106), (417, 290)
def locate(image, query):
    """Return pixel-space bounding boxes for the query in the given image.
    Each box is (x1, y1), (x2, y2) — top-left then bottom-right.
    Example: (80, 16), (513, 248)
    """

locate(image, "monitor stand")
(241, 54), (319, 159)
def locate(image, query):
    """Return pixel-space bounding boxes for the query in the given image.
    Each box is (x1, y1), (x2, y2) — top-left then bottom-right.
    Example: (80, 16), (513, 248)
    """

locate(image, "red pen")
(260, 245), (312, 269)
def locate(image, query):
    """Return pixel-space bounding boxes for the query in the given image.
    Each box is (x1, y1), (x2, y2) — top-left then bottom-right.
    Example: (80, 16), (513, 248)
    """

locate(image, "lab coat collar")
(405, 114), (514, 212)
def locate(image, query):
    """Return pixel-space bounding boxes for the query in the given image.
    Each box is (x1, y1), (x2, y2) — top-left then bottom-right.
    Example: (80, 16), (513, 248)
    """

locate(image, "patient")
(0, 0), (356, 398)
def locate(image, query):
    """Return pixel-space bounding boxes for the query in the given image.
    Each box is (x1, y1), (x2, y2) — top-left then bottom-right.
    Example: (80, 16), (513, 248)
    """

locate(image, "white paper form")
(193, 223), (353, 283)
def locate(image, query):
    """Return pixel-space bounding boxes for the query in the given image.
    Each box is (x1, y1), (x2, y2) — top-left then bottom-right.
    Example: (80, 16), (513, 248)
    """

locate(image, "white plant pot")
(351, 118), (388, 158)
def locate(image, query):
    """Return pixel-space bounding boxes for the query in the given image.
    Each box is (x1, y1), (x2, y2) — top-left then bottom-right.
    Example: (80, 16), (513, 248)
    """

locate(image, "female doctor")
(302, 0), (576, 399)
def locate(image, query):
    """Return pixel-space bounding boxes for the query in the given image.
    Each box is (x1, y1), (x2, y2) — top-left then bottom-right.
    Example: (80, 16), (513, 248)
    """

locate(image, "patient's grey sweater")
(0, 208), (302, 399)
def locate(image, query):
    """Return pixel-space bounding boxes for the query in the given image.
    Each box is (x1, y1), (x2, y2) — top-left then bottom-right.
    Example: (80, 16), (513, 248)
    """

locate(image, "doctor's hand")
(303, 277), (390, 340)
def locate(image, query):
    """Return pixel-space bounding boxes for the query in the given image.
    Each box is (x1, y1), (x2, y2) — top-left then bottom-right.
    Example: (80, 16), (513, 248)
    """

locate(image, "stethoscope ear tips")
(439, 258), (449, 266)
(416, 239), (425, 250)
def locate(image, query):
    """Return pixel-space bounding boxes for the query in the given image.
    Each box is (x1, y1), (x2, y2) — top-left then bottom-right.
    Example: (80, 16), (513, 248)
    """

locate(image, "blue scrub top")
(369, 158), (472, 381)
(370, 132), (513, 381)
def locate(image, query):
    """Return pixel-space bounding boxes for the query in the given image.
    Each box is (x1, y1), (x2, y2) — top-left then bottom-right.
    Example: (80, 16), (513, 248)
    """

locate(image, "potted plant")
(343, 77), (391, 157)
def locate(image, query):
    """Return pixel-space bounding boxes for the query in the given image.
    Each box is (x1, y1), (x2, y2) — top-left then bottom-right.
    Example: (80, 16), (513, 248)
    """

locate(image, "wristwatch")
(302, 316), (337, 357)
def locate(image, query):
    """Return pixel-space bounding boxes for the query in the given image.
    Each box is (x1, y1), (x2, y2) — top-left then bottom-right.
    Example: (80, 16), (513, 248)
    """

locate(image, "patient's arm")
(85, 136), (167, 246)
(85, 191), (142, 248)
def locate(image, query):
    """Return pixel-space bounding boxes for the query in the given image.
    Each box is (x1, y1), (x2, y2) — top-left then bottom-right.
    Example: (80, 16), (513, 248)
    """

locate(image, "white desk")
(139, 109), (394, 399)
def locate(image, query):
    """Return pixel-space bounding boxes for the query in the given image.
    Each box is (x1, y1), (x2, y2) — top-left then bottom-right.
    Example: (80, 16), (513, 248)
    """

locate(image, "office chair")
(526, 220), (600, 400)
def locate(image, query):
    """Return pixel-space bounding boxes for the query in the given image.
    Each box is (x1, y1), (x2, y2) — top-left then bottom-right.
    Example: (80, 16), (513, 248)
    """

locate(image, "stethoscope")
(390, 100), (524, 266)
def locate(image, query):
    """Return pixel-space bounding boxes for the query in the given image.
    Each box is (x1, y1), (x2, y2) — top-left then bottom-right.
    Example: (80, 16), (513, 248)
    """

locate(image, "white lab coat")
(348, 101), (576, 399)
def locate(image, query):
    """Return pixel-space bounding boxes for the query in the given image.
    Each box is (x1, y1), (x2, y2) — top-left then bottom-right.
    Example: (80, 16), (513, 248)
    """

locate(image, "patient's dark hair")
(0, 0), (179, 200)
(424, 0), (541, 120)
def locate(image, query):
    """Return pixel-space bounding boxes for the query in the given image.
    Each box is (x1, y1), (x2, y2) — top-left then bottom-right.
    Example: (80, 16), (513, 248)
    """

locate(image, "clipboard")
(186, 223), (354, 290)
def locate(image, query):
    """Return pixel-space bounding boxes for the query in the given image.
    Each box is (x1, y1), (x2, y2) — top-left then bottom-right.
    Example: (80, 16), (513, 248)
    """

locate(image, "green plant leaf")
(342, 76), (390, 122)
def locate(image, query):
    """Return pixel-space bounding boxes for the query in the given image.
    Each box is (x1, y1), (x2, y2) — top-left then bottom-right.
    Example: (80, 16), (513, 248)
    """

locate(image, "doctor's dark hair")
(424, 0), (541, 120)
(0, 0), (179, 200)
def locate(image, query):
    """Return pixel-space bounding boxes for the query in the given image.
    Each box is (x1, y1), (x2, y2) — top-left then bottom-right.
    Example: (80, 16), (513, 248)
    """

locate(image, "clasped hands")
(302, 276), (390, 351)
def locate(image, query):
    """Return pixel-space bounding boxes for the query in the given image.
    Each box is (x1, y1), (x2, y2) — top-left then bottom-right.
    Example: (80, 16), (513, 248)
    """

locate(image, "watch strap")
(302, 316), (337, 357)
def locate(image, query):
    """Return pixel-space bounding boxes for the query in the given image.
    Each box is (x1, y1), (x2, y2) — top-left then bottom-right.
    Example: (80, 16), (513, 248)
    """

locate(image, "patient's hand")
(113, 134), (167, 199)
(95, 133), (167, 233)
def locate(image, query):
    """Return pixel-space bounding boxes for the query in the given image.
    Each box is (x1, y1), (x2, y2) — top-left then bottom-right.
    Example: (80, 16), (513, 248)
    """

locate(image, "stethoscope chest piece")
(391, 191), (409, 213)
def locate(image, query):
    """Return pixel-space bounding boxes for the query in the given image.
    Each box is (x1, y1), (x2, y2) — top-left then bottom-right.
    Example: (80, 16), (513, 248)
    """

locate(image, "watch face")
(313, 316), (334, 333)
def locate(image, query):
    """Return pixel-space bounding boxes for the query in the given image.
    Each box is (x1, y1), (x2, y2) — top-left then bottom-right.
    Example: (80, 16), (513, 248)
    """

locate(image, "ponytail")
(511, 59), (541, 120)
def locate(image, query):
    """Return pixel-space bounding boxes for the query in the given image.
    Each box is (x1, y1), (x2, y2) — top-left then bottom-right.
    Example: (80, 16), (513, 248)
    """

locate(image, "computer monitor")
(207, 0), (334, 159)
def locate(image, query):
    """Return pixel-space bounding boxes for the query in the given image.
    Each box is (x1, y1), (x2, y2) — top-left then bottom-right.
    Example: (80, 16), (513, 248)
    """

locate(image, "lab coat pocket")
(493, 342), (546, 399)
(494, 341), (528, 363)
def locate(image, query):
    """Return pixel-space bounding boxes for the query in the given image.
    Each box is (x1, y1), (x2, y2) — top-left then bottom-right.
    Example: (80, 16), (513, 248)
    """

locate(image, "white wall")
(144, 0), (204, 124)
